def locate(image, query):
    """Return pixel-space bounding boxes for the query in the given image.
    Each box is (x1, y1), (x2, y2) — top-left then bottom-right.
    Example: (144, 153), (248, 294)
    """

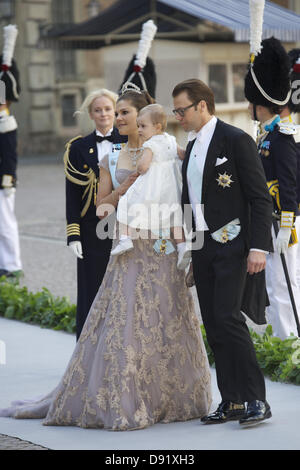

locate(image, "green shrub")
(200, 323), (300, 385)
(250, 325), (300, 385)
(0, 276), (76, 333)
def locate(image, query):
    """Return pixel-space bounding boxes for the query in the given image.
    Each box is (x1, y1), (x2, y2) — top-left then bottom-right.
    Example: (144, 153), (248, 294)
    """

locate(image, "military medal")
(159, 239), (167, 253)
(259, 139), (270, 157)
(216, 171), (234, 189)
(112, 143), (123, 152)
(220, 228), (229, 243)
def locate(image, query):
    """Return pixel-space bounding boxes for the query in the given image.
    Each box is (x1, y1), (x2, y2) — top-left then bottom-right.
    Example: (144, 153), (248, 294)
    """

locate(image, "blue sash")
(108, 149), (121, 189)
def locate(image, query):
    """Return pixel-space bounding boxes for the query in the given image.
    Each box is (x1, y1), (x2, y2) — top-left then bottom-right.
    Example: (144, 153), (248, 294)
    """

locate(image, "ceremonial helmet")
(0, 24), (21, 102)
(244, 36), (291, 110)
(119, 19), (157, 98)
(119, 55), (157, 98)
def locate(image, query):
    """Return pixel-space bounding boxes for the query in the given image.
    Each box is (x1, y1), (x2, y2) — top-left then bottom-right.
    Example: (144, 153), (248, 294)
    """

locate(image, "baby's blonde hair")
(74, 88), (118, 117)
(138, 103), (167, 132)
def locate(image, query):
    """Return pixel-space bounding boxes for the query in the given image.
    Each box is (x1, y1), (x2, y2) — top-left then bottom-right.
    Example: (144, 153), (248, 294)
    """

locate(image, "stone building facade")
(0, 0), (299, 155)
(0, 0), (115, 155)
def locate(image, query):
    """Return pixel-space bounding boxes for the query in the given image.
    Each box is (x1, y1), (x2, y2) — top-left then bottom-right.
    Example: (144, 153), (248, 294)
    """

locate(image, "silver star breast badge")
(216, 171), (234, 189)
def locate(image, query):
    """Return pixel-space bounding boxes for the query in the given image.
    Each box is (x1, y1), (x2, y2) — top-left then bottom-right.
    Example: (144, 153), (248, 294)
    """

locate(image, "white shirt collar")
(96, 127), (113, 137)
(188, 116), (217, 142)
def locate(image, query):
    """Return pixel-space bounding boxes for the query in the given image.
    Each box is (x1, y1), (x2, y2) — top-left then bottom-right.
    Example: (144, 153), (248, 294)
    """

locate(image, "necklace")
(125, 143), (143, 167)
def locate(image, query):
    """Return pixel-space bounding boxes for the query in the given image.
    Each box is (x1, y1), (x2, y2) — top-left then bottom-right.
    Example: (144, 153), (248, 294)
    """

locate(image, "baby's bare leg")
(119, 222), (129, 238)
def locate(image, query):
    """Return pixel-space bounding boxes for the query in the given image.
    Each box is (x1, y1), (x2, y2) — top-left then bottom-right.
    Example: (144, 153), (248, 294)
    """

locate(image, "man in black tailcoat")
(172, 78), (273, 426)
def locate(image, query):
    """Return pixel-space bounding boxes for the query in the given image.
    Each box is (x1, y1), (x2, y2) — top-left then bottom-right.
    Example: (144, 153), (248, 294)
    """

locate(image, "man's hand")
(247, 250), (266, 275)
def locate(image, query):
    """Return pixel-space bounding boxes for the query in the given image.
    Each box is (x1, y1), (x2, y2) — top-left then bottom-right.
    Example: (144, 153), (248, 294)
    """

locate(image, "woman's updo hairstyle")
(117, 89), (155, 112)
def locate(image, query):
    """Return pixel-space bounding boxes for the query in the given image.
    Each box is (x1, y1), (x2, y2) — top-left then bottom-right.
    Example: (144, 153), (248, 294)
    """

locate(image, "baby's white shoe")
(111, 237), (133, 256)
(177, 242), (191, 270)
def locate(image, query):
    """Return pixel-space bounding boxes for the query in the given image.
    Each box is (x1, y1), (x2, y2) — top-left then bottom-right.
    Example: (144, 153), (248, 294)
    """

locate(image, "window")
(52, 0), (76, 80)
(61, 94), (76, 127)
(54, 49), (76, 79)
(209, 64), (228, 103)
(208, 63), (247, 104)
(52, 0), (74, 25)
(0, 0), (15, 20)
(232, 63), (247, 103)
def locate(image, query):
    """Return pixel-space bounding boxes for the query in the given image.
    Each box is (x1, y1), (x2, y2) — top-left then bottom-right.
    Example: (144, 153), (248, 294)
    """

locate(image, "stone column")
(14, 0), (57, 155)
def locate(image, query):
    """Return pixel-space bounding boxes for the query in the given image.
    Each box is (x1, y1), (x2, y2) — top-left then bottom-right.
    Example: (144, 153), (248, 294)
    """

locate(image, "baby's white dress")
(117, 133), (183, 231)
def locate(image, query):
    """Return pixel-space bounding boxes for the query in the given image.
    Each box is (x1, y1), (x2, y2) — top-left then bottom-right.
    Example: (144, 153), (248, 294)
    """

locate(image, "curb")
(0, 433), (49, 450)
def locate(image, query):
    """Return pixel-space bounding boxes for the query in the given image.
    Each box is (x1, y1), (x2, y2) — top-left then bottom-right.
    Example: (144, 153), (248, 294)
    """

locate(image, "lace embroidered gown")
(0, 153), (212, 431)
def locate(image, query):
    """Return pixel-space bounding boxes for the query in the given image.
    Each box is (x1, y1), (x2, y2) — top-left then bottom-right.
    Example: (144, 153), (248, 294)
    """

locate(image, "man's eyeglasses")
(172, 102), (198, 118)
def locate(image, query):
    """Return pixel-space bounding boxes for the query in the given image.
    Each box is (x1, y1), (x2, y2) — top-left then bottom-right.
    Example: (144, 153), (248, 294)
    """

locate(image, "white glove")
(3, 187), (16, 197)
(275, 227), (291, 255)
(69, 241), (83, 259)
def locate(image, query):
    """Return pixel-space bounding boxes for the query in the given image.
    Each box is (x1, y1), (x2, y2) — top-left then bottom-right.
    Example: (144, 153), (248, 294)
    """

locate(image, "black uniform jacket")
(0, 129), (17, 189)
(65, 128), (127, 245)
(259, 126), (300, 216)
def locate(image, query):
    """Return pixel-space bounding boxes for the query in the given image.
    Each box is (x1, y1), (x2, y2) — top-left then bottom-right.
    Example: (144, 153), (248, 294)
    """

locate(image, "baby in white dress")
(111, 104), (191, 270)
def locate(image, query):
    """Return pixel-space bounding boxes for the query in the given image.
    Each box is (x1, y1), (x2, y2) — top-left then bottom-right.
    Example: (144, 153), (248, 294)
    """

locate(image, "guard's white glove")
(3, 187), (16, 197)
(69, 241), (83, 259)
(275, 227), (291, 255)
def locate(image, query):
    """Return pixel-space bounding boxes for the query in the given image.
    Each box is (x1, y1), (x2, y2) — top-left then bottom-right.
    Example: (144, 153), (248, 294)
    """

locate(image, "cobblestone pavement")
(15, 157), (77, 304)
(0, 433), (49, 450)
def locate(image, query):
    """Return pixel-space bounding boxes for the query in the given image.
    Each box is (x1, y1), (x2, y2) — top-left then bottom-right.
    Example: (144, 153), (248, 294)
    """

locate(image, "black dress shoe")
(201, 401), (245, 424)
(239, 400), (272, 426)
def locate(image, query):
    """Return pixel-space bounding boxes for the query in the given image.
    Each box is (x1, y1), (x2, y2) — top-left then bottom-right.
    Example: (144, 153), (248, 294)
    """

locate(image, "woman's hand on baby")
(117, 173), (139, 196)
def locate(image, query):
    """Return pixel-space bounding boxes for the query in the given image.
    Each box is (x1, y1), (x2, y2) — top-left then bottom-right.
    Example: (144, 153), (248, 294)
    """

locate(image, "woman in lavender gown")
(0, 89), (211, 431)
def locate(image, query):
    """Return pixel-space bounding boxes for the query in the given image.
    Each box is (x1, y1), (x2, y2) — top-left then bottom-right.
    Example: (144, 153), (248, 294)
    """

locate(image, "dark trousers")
(192, 232), (266, 403)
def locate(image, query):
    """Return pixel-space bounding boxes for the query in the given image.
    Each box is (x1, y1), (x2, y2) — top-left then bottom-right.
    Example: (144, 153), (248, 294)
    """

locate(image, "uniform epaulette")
(63, 135), (82, 168)
(65, 135), (82, 147)
(278, 123), (300, 136)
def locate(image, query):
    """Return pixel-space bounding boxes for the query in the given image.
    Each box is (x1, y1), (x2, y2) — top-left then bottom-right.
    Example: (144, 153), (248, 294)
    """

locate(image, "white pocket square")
(215, 157), (228, 166)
